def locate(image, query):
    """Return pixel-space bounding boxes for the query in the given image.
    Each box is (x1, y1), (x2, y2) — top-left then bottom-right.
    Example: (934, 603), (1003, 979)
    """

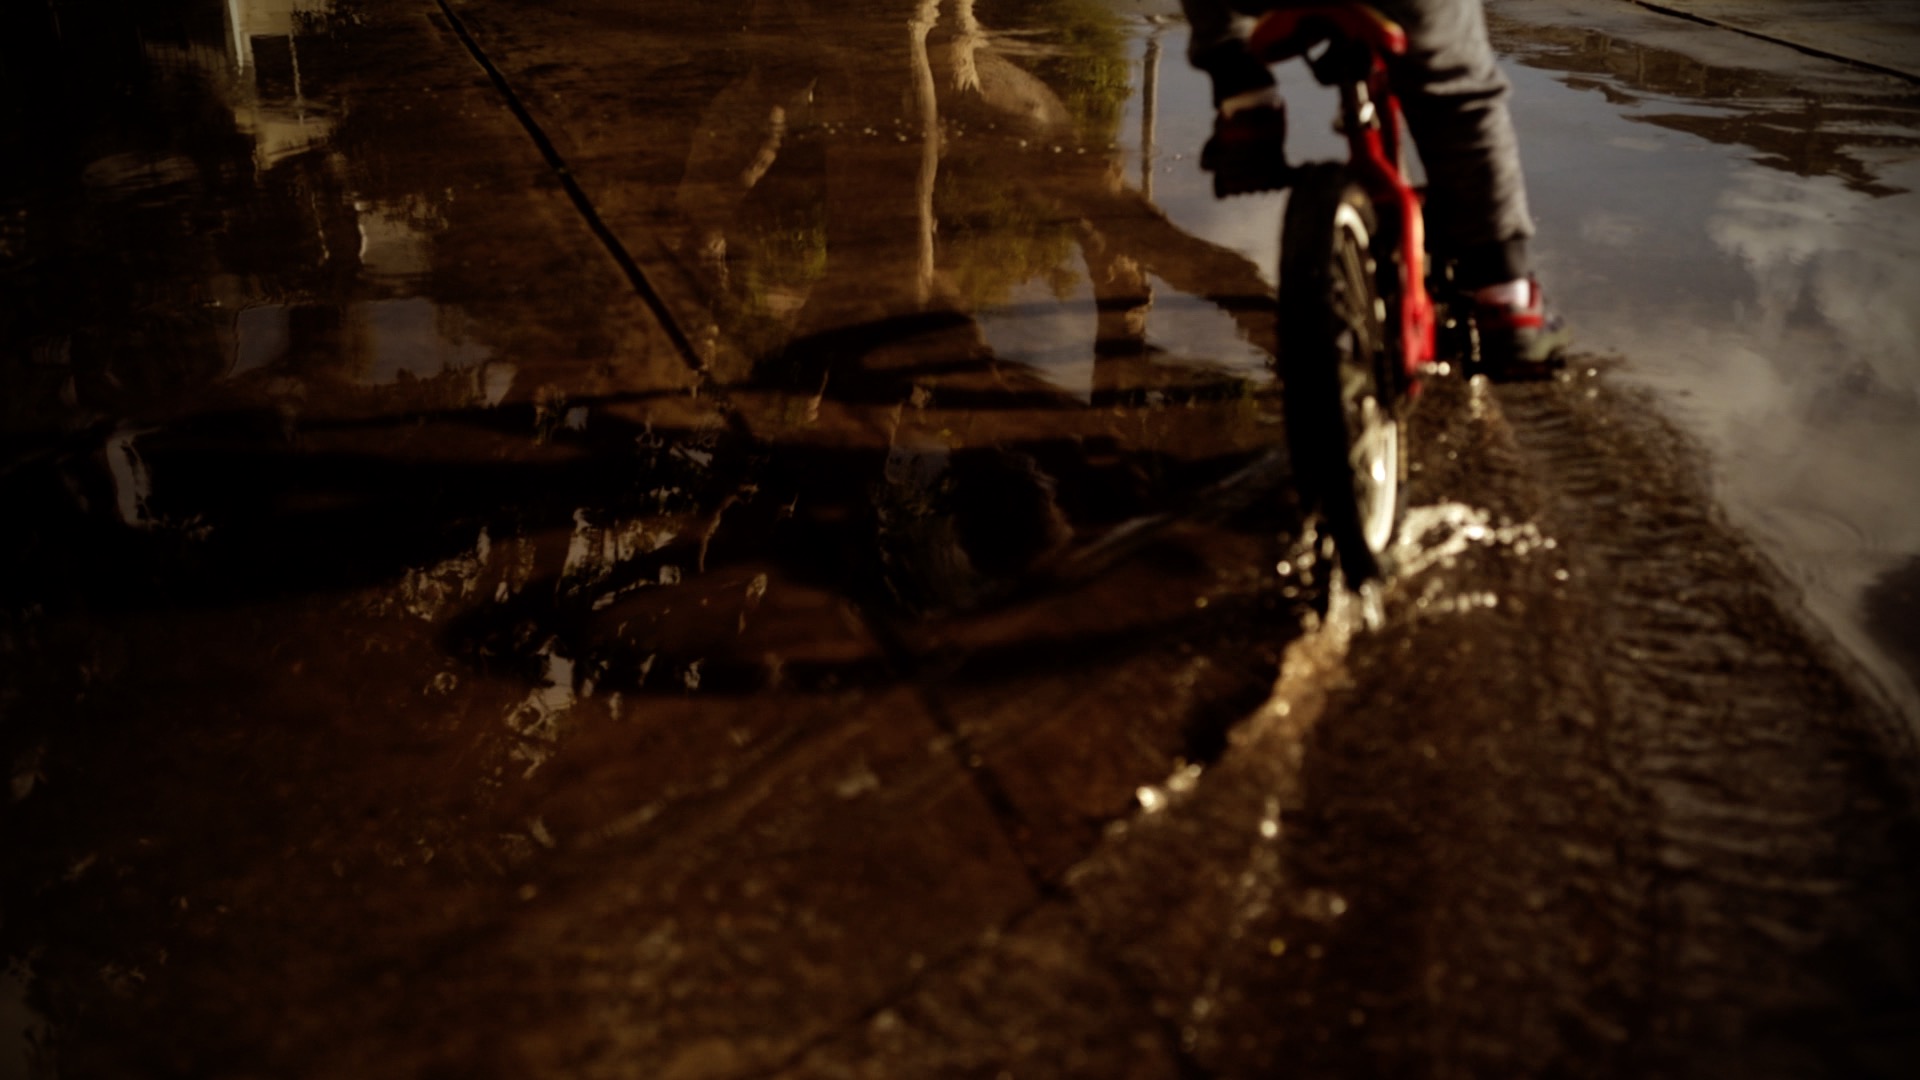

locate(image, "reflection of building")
(3, 0), (503, 478)
(222, 0), (335, 167)
(197, 1), (493, 388)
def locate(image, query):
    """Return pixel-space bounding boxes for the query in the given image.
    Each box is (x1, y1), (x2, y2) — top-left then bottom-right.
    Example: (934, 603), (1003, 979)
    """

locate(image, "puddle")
(1, 0), (501, 431)
(5, 3), (1918, 1075)
(1488, 3), (1920, 717)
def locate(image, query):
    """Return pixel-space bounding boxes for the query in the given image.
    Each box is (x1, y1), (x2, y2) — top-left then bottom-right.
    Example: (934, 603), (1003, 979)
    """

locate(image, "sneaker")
(1472, 276), (1568, 381)
(1201, 102), (1291, 197)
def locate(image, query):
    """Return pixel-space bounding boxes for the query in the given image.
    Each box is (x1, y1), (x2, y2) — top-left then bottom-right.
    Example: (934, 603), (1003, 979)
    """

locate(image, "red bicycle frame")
(1248, 5), (1438, 392)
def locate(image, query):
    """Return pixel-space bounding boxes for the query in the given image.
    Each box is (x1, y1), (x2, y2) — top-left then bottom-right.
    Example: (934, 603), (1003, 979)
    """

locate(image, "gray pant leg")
(1375, 0), (1533, 269)
(1181, 0), (1241, 62)
(1181, 0), (1534, 273)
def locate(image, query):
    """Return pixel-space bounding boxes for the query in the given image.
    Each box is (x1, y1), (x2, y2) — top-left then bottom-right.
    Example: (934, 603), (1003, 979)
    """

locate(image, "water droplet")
(528, 817), (556, 849)
(1358, 582), (1385, 631)
(1167, 763), (1202, 793)
(835, 760), (880, 799)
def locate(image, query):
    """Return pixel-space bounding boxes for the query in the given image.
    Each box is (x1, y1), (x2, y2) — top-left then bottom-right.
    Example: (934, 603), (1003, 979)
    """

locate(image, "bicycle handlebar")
(1246, 4), (1408, 64)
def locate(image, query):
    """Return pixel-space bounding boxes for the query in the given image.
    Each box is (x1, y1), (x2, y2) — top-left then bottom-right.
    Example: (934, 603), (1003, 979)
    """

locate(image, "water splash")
(103, 428), (156, 529)
(1134, 760), (1204, 814)
(505, 645), (579, 778)
(1392, 501), (1556, 579)
(380, 528), (493, 622)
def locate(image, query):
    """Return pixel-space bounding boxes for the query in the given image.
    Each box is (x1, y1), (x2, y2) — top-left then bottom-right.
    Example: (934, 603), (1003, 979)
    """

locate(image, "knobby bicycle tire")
(1279, 164), (1405, 584)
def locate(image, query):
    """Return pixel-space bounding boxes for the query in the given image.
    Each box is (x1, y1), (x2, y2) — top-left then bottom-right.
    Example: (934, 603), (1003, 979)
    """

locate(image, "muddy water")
(4, 0), (1919, 1077)
(1, 1), (1310, 1075)
(1486, 0), (1920, 721)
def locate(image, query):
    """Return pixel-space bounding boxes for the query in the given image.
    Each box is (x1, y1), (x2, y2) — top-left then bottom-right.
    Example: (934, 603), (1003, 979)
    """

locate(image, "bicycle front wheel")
(1279, 165), (1404, 584)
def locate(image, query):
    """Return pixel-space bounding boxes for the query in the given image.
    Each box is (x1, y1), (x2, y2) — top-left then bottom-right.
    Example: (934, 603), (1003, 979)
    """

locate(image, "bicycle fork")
(1337, 74), (1437, 399)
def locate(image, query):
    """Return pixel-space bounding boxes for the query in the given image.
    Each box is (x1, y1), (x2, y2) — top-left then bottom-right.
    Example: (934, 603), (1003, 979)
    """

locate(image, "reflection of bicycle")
(1224, 5), (1470, 583)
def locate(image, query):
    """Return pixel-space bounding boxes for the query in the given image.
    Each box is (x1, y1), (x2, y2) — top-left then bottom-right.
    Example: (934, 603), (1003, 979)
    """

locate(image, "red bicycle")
(1242, 4), (1460, 583)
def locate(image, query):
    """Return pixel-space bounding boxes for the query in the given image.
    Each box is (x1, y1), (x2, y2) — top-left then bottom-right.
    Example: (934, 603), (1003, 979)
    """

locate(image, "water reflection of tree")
(937, 163), (1083, 307)
(929, 0), (1131, 309)
(688, 0), (1271, 386)
(984, 0), (1133, 133)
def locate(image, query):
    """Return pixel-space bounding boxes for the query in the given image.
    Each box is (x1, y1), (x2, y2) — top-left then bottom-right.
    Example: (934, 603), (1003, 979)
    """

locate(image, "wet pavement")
(2, 1), (1919, 1077)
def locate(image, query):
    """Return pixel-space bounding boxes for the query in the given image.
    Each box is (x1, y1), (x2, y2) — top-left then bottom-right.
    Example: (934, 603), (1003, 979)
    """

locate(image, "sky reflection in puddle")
(1490, 13), (1920, 715)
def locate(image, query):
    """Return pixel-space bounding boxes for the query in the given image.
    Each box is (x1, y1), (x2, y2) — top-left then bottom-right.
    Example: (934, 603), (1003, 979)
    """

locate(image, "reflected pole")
(225, 0), (252, 71)
(909, 0), (942, 306)
(1142, 30), (1161, 200)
